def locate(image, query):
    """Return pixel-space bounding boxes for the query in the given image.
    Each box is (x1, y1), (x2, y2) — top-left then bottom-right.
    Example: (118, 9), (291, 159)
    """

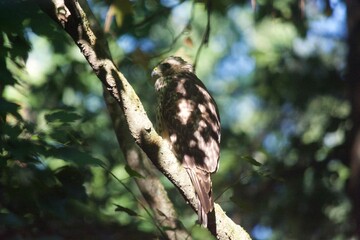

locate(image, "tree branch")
(36, 0), (251, 239)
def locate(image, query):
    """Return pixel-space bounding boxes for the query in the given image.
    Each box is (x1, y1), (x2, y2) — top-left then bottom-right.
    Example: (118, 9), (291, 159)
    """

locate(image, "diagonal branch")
(36, 0), (251, 239)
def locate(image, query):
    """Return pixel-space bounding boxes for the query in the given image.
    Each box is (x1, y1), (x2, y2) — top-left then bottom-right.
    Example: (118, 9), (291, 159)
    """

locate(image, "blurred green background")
(0, 0), (355, 239)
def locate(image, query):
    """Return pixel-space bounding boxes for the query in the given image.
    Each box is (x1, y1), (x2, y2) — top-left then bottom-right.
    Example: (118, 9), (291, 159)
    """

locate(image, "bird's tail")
(185, 167), (214, 227)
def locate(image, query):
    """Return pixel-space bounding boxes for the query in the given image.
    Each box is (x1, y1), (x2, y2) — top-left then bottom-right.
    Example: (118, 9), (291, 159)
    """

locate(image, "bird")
(151, 56), (221, 227)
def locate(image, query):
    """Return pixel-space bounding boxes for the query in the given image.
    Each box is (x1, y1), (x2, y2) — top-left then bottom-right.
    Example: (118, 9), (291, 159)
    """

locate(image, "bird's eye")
(161, 63), (171, 70)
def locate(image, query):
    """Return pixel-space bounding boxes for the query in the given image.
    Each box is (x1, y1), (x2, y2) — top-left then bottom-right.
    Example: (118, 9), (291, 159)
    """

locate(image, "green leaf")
(114, 204), (139, 217)
(2, 123), (22, 139)
(0, 99), (22, 120)
(124, 164), (145, 179)
(45, 110), (82, 123)
(47, 147), (103, 166)
(241, 155), (262, 166)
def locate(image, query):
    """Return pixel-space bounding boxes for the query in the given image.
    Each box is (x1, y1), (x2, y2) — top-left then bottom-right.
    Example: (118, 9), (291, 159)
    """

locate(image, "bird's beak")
(151, 67), (160, 80)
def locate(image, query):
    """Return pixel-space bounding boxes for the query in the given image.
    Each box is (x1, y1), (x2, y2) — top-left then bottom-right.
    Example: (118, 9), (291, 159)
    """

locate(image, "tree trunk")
(346, 0), (360, 237)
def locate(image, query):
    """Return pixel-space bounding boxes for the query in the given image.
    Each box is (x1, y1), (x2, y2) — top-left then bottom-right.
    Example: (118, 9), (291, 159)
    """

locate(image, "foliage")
(0, 0), (354, 239)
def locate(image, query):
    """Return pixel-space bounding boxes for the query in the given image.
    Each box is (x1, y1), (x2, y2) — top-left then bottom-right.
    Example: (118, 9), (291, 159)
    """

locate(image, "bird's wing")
(159, 72), (221, 227)
(161, 73), (220, 173)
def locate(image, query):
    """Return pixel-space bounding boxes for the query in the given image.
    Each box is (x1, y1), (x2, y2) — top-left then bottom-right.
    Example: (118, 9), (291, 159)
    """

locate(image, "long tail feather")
(185, 167), (213, 227)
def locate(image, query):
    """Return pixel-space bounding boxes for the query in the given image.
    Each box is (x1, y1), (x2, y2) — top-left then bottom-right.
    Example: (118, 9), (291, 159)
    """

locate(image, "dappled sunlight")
(0, 0), (355, 239)
(26, 33), (54, 85)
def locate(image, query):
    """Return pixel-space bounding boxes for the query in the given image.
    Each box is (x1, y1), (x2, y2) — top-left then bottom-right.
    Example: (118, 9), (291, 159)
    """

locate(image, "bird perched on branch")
(151, 56), (221, 227)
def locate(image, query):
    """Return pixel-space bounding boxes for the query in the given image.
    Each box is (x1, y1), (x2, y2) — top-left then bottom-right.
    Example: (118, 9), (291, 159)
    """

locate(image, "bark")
(346, 0), (360, 237)
(36, 0), (251, 239)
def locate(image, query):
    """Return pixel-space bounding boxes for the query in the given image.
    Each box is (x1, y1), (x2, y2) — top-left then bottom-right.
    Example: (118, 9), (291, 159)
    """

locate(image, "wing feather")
(155, 63), (220, 227)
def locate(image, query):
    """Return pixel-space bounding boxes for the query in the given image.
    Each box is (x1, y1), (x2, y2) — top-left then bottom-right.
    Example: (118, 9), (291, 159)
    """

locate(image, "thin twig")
(193, 0), (211, 69)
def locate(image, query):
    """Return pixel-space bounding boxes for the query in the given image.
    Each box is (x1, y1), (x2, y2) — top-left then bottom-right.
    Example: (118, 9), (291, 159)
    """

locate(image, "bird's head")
(151, 56), (194, 82)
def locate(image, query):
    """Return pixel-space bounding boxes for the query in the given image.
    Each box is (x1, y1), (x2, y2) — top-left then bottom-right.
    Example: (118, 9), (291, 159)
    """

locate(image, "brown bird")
(151, 56), (221, 227)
